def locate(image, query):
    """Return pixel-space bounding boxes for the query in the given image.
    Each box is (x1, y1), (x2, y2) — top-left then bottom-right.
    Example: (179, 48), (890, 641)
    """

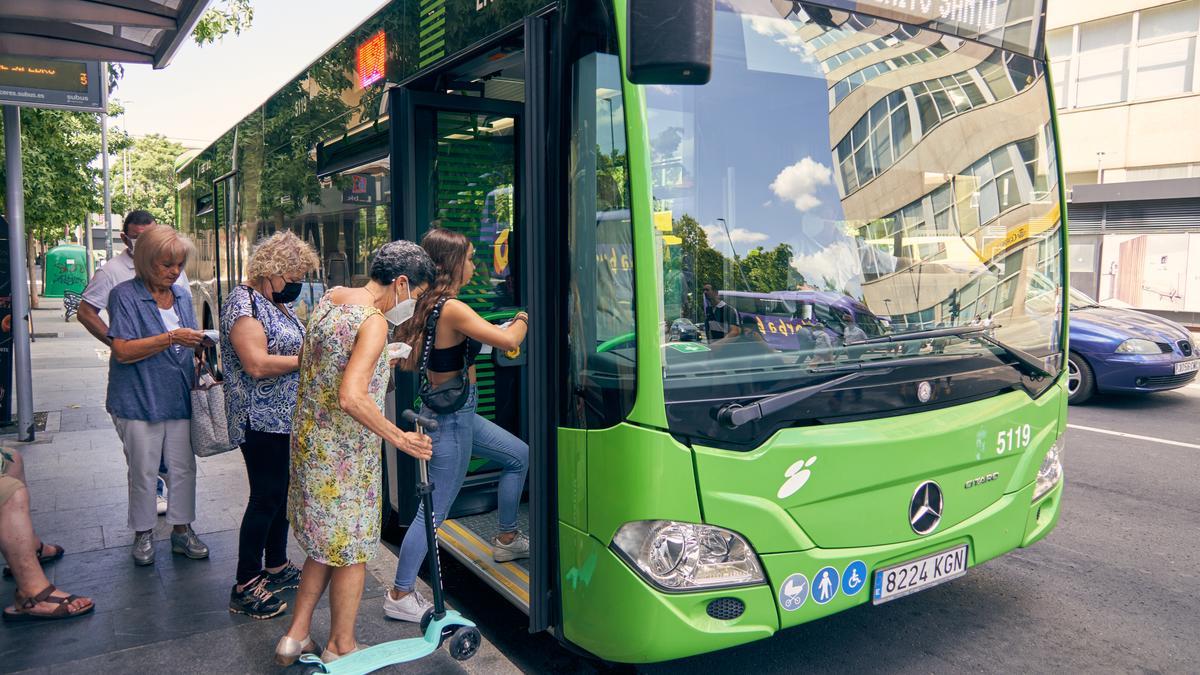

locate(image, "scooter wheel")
(447, 626), (481, 661)
(419, 607), (435, 634)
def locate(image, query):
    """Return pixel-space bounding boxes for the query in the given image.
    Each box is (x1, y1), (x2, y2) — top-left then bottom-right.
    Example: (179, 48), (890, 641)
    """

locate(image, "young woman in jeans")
(220, 231), (320, 619)
(385, 227), (530, 622)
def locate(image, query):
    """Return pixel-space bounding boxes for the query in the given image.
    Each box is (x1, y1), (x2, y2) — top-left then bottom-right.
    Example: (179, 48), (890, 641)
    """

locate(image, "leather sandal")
(2, 584), (94, 622)
(2, 542), (64, 578)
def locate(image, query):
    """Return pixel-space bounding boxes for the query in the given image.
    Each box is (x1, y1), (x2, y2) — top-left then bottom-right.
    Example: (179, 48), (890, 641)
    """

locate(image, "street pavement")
(0, 299), (517, 674)
(457, 380), (1200, 673)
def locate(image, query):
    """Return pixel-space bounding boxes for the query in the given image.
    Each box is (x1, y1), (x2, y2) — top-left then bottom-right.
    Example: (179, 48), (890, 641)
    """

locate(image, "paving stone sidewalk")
(1, 299), (517, 674)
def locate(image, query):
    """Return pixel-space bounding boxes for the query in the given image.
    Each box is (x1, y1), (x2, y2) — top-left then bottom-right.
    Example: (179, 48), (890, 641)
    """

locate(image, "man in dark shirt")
(703, 284), (740, 341)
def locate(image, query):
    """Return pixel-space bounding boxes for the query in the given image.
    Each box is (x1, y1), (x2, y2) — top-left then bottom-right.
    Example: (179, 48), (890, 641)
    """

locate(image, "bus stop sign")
(0, 56), (105, 112)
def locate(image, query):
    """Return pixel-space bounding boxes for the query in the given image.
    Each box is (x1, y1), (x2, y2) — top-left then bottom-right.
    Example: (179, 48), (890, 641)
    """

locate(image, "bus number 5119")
(997, 424), (1032, 454)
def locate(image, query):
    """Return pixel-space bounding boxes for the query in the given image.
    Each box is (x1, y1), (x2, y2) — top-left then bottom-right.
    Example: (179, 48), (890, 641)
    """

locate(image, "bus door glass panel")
(260, 155), (390, 322)
(213, 175), (239, 302)
(413, 105), (522, 443)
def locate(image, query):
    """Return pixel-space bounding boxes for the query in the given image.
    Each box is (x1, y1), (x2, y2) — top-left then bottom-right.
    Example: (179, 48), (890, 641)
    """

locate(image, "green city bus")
(176, 0), (1067, 663)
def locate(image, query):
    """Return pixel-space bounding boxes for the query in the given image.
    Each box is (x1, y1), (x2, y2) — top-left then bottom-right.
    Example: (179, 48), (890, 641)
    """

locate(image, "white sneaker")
(383, 589), (430, 622)
(493, 531), (529, 562)
(157, 477), (168, 515)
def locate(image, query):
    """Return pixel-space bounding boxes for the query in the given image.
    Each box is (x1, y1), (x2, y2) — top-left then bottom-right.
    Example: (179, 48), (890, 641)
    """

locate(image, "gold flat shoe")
(321, 643), (362, 663)
(274, 634), (318, 666)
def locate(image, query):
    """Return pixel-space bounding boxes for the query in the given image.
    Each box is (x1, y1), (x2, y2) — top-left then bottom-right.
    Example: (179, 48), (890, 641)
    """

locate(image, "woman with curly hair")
(220, 230), (320, 620)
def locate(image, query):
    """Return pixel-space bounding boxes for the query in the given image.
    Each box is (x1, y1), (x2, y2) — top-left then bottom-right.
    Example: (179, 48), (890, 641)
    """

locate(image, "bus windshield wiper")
(712, 356), (963, 429)
(848, 325), (1050, 377)
(973, 332), (1052, 377)
(716, 371), (872, 429)
(848, 325), (987, 345)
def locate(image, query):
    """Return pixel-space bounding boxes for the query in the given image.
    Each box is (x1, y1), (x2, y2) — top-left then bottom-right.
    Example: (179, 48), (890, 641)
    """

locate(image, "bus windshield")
(648, 1), (1064, 445)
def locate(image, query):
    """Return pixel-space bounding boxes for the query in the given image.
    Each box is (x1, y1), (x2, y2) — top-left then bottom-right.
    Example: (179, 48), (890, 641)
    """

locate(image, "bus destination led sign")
(858, 0), (1007, 31)
(357, 31), (387, 88)
(0, 57), (104, 112)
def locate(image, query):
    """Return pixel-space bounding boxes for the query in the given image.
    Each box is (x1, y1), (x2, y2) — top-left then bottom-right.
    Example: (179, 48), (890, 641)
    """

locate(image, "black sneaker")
(264, 562), (302, 593)
(229, 576), (286, 620)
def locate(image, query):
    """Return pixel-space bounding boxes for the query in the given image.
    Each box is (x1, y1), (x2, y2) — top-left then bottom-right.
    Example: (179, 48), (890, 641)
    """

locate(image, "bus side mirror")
(626, 0), (714, 85)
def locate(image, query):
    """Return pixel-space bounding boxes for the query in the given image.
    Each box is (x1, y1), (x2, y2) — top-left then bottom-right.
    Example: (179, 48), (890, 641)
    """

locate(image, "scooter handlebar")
(400, 408), (439, 433)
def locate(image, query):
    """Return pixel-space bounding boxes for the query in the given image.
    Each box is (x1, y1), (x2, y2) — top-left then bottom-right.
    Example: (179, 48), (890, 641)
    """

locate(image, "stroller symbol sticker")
(778, 573), (809, 612)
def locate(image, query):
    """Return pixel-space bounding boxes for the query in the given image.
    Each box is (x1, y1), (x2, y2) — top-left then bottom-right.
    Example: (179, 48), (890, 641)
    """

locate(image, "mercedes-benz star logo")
(909, 481), (943, 535)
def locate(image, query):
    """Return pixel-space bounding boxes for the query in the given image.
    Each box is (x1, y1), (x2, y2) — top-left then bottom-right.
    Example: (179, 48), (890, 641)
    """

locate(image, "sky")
(114, 0), (388, 148)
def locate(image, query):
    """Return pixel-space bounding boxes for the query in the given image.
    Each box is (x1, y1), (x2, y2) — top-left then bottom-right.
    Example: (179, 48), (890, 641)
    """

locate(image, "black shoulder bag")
(417, 297), (472, 414)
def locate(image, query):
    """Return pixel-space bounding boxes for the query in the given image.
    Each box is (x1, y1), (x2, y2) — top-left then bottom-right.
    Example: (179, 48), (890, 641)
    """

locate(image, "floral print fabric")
(288, 294), (390, 567)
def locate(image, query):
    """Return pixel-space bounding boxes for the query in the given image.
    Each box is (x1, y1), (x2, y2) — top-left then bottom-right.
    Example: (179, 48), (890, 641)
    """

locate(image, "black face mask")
(272, 281), (303, 304)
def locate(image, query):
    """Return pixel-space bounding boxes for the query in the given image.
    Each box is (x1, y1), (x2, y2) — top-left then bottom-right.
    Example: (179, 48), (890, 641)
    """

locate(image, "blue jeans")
(393, 386), (529, 592)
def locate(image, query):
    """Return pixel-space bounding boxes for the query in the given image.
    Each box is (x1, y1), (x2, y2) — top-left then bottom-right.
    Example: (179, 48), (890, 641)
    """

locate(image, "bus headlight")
(1116, 338), (1160, 354)
(1033, 438), (1064, 502)
(611, 520), (765, 592)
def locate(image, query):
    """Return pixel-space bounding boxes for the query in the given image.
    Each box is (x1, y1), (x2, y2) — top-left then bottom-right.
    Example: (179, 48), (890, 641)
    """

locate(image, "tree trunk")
(26, 235), (38, 309)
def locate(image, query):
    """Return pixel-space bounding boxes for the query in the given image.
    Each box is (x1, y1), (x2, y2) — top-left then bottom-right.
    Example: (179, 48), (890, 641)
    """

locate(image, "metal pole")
(4, 106), (36, 441)
(84, 214), (94, 281)
(102, 98), (113, 260)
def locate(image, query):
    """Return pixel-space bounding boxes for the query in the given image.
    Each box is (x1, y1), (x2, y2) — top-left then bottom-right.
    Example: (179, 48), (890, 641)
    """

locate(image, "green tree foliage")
(193, 0), (255, 46)
(0, 105), (130, 246)
(673, 214), (728, 291)
(741, 243), (799, 293)
(113, 134), (186, 225)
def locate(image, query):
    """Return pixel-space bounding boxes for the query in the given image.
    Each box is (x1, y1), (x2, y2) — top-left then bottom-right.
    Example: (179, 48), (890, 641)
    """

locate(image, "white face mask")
(384, 281), (416, 327)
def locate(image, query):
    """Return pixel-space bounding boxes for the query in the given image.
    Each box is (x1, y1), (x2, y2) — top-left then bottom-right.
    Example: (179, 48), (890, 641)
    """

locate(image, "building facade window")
(1048, 1), (1200, 109)
(1136, 1), (1199, 99)
(830, 42), (951, 106)
(834, 51), (1042, 197)
(821, 25), (919, 72)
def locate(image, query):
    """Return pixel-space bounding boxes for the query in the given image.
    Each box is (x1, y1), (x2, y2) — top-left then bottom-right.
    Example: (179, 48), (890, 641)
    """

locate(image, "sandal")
(2, 584), (94, 622)
(2, 542), (64, 578)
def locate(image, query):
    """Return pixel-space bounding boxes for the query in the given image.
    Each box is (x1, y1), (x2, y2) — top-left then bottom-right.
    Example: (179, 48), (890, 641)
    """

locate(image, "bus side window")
(564, 1), (636, 430)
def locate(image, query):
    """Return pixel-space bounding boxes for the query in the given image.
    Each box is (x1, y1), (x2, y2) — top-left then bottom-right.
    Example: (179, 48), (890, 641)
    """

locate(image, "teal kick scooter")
(298, 410), (481, 673)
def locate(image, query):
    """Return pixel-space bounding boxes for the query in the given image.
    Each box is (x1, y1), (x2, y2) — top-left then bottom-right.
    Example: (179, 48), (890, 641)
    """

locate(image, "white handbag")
(190, 360), (237, 457)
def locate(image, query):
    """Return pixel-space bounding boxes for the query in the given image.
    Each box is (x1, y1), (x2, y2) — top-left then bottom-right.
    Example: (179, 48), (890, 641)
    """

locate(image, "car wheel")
(1067, 352), (1095, 405)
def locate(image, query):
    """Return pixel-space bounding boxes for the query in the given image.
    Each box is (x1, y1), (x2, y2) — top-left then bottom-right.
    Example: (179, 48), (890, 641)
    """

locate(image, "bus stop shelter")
(2, 0), (210, 440)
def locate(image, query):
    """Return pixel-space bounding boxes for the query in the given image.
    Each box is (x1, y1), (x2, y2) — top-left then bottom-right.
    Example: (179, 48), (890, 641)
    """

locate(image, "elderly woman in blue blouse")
(220, 231), (320, 620)
(107, 225), (209, 566)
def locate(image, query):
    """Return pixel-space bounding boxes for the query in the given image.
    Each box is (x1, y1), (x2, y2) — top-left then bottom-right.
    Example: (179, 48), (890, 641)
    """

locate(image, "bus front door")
(388, 88), (534, 612)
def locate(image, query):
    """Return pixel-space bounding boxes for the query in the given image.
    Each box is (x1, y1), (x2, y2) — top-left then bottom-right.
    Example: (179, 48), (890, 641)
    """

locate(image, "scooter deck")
(298, 611), (476, 674)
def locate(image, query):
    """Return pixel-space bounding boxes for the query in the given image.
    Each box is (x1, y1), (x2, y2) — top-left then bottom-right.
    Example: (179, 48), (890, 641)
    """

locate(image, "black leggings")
(236, 429), (291, 585)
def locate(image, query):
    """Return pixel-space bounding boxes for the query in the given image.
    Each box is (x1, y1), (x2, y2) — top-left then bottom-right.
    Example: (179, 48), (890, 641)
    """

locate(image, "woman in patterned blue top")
(220, 231), (320, 620)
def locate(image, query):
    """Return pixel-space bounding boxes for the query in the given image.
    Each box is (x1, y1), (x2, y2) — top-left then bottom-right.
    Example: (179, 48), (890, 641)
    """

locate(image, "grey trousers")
(113, 417), (196, 532)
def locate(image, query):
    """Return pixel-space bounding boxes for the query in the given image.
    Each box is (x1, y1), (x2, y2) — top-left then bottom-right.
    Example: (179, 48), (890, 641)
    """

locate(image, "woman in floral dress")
(275, 241), (436, 666)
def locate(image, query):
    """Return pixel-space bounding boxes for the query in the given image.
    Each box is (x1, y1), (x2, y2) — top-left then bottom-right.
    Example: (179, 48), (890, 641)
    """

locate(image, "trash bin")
(43, 244), (88, 298)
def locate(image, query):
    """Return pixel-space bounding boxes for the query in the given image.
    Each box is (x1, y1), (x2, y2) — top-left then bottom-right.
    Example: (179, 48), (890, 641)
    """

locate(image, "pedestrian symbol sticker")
(778, 573), (809, 612)
(842, 560), (867, 596)
(812, 566), (839, 604)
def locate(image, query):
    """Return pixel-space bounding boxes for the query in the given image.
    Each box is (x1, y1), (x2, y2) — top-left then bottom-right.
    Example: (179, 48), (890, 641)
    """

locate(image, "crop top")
(427, 337), (483, 372)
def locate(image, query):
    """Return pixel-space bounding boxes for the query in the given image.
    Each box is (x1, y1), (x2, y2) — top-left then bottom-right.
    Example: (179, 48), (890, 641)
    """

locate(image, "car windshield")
(647, 1), (1064, 441)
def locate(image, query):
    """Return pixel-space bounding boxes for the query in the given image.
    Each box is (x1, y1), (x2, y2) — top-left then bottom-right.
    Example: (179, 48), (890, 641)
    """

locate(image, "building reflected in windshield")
(649, 0), (1063, 367)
